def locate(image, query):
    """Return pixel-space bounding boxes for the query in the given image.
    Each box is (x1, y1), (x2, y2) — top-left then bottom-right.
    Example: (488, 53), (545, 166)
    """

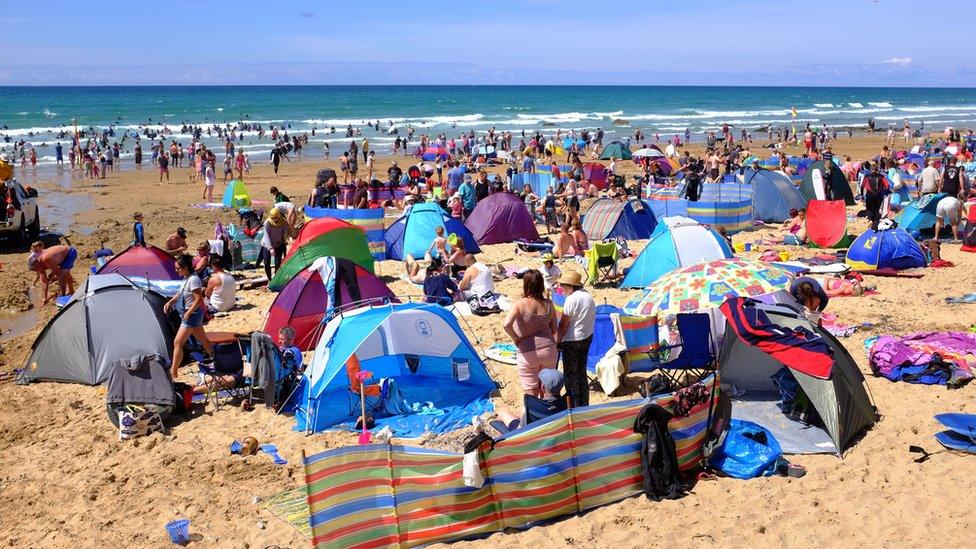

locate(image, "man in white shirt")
(556, 270), (595, 406)
(919, 160), (940, 196)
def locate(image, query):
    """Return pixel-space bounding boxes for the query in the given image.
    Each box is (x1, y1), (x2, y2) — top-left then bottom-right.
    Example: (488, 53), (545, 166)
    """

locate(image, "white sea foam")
(814, 103), (834, 108)
(848, 102), (864, 108)
(897, 105), (976, 113)
(868, 102), (893, 108)
(43, 109), (58, 117)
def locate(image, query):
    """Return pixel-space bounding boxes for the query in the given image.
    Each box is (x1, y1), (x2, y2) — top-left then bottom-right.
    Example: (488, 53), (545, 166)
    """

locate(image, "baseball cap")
(539, 369), (564, 397)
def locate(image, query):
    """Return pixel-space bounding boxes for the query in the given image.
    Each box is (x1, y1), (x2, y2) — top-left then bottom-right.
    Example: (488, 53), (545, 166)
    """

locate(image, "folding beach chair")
(490, 394), (572, 434)
(243, 331), (303, 411)
(586, 241), (620, 286)
(648, 313), (716, 386)
(195, 332), (249, 410)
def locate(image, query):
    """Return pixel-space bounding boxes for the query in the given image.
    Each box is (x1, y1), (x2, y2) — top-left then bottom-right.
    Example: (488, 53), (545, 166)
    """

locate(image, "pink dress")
(513, 301), (558, 396)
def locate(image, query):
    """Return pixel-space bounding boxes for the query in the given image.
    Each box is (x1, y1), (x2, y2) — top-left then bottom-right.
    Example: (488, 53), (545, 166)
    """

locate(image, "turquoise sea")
(2, 85), (976, 166)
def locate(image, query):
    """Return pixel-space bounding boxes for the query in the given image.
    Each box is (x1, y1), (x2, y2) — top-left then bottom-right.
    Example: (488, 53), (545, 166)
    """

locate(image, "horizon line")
(3, 84), (976, 89)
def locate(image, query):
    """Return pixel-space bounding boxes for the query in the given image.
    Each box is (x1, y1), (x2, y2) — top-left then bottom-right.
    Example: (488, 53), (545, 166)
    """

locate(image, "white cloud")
(882, 57), (913, 67)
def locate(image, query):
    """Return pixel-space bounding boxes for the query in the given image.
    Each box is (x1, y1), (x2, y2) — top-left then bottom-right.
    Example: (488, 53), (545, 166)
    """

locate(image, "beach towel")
(820, 313), (857, 338)
(867, 332), (976, 385)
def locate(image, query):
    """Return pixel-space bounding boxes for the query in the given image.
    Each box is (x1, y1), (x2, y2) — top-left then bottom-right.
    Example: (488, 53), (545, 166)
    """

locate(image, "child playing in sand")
(426, 226), (449, 261)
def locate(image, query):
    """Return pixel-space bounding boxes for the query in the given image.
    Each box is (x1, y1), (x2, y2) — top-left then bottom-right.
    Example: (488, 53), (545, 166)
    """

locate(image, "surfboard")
(935, 430), (976, 453)
(811, 169), (827, 200)
(484, 343), (518, 365)
(935, 413), (976, 438)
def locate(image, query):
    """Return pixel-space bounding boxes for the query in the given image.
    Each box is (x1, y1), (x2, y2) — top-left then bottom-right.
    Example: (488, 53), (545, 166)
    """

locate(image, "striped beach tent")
(302, 374), (718, 548)
(304, 206), (386, 261)
(581, 198), (658, 241)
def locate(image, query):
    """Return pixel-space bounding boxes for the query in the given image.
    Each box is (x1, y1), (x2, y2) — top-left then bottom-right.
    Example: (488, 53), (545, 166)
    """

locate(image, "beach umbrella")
(633, 147), (666, 159)
(623, 258), (792, 318)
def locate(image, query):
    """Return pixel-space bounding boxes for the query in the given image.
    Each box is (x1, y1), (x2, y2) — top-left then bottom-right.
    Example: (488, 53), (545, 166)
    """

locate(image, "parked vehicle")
(1, 179), (40, 244)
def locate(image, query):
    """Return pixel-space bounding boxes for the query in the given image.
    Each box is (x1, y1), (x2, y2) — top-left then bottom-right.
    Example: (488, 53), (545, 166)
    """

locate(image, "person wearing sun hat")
(555, 269), (595, 406)
(539, 252), (561, 294)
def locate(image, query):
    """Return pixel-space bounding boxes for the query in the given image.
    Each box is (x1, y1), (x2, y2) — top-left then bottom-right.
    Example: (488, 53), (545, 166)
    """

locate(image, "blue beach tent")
(620, 216), (733, 288)
(846, 227), (927, 271)
(581, 198), (658, 241)
(895, 193), (947, 237)
(295, 302), (496, 436)
(742, 169), (808, 222)
(384, 202), (480, 261)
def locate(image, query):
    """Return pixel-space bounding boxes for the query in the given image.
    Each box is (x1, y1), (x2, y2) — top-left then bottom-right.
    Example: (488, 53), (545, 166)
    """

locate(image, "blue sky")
(2, 0), (974, 85)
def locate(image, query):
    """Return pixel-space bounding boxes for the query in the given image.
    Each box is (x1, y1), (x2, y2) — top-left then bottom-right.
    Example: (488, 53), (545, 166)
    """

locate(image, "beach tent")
(800, 161), (855, 205)
(599, 141), (632, 161)
(222, 179), (252, 209)
(583, 162), (608, 189)
(303, 206), (386, 261)
(846, 227), (927, 271)
(719, 298), (877, 455)
(384, 202), (480, 261)
(295, 302), (496, 436)
(896, 193), (947, 236)
(620, 216), (733, 289)
(464, 192), (539, 245)
(269, 218), (375, 291)
(96, 245), (180, 280)
(805, 200), (851, 248)
(264, 258), (398, 351)
(581, 198), (657, 241)
(17, 274), (172, 385)
(742, 169), (809, 222)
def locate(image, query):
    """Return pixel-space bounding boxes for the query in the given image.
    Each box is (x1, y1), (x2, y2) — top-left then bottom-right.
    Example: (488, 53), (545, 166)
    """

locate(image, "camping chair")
(196, 332), (249, 410)
(243, 331), (303, 411)
(586, 241), (620, 286)
(648, 313), (716, 387)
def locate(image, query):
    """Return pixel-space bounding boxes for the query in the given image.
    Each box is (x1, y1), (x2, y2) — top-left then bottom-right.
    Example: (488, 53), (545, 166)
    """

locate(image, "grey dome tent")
(17, 274), (173, 385)
(599, 141), (632, 161)
(742, 169), (808, 222)
(718, 298), (876, 455)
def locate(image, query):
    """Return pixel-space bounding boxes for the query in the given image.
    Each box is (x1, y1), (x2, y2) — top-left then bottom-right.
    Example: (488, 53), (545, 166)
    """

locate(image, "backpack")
(632, 403), (686, 501)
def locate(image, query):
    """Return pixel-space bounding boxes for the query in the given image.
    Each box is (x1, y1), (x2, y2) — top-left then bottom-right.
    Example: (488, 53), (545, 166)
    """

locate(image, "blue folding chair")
(652, 313), (717, 386)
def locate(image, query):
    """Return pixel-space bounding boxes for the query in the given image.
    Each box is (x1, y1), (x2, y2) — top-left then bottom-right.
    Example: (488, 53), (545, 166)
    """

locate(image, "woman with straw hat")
(555, 270), (595, 406)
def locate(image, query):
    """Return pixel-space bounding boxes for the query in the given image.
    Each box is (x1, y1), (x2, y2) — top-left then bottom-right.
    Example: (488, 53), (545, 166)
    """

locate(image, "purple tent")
(465, 192), (540, 245)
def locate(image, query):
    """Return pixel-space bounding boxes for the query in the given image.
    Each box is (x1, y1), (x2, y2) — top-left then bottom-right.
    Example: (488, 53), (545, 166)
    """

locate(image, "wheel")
(27, 212), (39, 240)
(15, 217), (27, 245)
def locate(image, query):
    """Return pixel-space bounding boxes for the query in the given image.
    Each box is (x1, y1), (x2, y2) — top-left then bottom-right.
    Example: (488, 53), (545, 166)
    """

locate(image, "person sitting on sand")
(768, 209), (807, 245)
(165, 254), (214, 379)
(553, 223), (581, 258)
(166, 227), (189, 256)
(204, 256), (236, 313)
(423, 258), (461, 306)
(539, 253), (562, 294)
(28, 242), (78, 305)
(570, 220), (589, 253)
(446, 237), (475, 277)
(192, 241), (212, 281)
(458, 255), (495, 300)
(790, 276), (829, 325)
(491, 368), (567, 433)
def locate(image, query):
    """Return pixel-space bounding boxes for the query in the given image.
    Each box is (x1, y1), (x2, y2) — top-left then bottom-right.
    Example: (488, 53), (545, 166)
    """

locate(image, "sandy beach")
(2, 135), (976, 548)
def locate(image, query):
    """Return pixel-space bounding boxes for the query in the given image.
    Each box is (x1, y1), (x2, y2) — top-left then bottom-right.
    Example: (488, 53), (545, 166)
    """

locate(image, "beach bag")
(708, 419), (783, 479)
(467, 292), (501, 316)
(118, 406), (164, 440)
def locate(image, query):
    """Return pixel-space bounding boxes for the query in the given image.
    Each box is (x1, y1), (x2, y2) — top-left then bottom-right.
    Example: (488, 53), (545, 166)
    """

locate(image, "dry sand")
(1, 136), (976, 548)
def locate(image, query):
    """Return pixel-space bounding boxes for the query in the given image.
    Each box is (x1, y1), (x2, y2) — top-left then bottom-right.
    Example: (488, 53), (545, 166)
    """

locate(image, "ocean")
(2, 85), (976, 168)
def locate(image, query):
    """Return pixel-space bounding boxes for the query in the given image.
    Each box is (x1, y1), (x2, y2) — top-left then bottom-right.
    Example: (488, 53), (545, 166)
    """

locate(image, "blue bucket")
(165, 519), (191, 545)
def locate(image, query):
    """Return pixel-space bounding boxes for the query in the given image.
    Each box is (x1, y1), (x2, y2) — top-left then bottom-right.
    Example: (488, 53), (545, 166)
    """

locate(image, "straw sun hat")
(557, 270), (584, 288)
